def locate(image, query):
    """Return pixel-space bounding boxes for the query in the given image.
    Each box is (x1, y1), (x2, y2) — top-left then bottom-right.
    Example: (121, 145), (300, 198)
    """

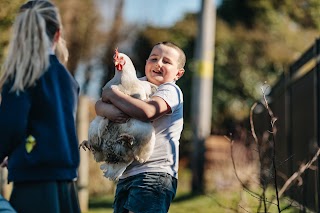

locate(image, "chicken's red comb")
(113, 47), (126, 71)
(114, 48), (119, 60)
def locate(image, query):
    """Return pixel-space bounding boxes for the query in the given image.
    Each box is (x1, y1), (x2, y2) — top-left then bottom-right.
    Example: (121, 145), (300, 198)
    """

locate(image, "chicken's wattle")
(115, 58), (126, 71)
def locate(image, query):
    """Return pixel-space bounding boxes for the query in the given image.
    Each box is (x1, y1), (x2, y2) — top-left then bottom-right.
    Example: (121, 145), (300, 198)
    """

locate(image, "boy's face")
(145, 44), (184, 86)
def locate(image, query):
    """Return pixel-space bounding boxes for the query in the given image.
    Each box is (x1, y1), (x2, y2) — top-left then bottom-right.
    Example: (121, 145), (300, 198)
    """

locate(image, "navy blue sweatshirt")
(0, 55), (80, 182)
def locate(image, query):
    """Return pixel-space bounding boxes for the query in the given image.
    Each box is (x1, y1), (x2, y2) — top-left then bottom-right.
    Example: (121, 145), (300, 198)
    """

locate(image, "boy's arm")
(95, 100), (130, 123)
(101, 87), (171, 122)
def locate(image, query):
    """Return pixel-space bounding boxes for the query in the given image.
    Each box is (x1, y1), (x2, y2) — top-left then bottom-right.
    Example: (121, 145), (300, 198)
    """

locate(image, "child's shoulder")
(157, 82), (183, 97)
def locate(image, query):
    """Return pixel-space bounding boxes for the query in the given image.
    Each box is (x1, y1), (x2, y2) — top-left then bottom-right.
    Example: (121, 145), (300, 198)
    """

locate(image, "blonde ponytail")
(0, 1), (68, 92)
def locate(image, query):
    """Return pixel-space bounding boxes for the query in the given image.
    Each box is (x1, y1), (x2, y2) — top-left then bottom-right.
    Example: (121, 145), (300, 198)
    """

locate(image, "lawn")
(88, 190), (301, 213)
(87, 192), (239, 213)
(87, 168), (301, 213)
(88, 192), (231, 213)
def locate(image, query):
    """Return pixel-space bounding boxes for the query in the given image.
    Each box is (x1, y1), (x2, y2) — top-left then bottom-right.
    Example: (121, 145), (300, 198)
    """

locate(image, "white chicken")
(80, 49), (157, 181)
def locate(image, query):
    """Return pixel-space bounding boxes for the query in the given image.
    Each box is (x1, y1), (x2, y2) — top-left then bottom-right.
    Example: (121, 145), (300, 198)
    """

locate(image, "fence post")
(77, 95), (90, 212)
(316, 38), (320, 212)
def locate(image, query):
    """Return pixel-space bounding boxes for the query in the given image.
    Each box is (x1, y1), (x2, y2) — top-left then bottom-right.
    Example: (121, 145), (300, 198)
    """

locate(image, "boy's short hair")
(155, 41), (186, 69)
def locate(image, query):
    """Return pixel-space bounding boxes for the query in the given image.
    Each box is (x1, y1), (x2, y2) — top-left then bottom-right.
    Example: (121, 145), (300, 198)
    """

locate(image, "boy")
(95, 41), (186, 213)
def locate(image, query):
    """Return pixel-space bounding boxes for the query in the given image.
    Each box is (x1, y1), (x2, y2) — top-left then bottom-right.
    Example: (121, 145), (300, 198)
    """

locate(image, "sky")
(96, 0), (221, 29)
(124, 0), (203, 27)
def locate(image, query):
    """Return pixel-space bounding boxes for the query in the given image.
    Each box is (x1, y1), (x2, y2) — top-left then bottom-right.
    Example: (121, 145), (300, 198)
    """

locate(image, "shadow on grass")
(89, 199), (113, 209)
(88, 191), (202, 210)
(172, 192), (198, 203)
(89, 193), (198, 208)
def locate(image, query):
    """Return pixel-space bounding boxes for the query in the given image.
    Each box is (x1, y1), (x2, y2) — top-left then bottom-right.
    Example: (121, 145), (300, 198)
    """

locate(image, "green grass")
(88, 195), (113, 213)
(87, 187), (301, 213)
(87, 193), (224, 213)
(87, 169), (301, 213)
(87, 192), (228, 213)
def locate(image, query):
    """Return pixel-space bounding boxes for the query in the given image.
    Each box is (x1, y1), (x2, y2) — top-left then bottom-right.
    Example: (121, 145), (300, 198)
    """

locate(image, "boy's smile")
(152, 65), (162, 74)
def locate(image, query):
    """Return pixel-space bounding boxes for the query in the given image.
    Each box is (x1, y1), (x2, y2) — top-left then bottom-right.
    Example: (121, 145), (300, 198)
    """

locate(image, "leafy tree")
(0, 0), (103, 77)
(218, 0), (320, 30)
(0, 0), (25, 64)
(53, 0), (103, 75)
(215, 0), (319, 133)
(264, 0), (320, 30)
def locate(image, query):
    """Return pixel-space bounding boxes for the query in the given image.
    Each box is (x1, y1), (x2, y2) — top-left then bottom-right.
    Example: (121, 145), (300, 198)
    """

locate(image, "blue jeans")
(113, 172), (177, 213)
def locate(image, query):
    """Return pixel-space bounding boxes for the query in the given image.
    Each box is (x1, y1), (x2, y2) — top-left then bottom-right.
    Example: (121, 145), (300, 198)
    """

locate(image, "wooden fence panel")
(258, 38), (320, 211)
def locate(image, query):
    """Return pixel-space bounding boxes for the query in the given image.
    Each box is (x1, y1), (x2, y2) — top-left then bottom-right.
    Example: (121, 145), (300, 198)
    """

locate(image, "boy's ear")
(175, 68), (185, 80)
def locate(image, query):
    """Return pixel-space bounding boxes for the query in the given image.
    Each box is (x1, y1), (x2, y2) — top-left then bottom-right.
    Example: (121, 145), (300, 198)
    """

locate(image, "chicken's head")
(114, 48), (126, 71)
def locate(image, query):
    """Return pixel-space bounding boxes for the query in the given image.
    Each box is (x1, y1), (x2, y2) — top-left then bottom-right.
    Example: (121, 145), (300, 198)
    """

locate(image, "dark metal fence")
(255, 38), (320, 211)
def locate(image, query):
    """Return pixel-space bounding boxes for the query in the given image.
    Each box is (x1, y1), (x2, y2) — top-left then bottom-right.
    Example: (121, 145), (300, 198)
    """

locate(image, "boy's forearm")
(95, 100), (114, 117)
(95, 100), (131, 123)
(102, 88), (155, 121)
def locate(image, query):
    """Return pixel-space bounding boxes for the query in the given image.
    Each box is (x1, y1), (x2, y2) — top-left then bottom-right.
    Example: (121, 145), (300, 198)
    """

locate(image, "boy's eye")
(148, 58), (157, 62)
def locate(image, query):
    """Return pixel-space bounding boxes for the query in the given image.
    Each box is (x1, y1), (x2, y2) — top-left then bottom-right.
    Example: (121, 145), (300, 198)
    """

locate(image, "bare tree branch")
(250, 102), (258, 144)
(278, 148), (320, 198)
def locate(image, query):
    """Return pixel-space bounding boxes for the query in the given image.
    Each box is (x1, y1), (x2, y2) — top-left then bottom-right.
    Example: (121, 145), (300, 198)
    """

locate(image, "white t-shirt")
(120, 81), (184, 179)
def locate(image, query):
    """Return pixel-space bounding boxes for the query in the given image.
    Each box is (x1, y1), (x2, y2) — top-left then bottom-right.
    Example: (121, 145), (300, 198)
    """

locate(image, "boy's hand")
(101, 90), (109, 103)
(108, 108), (130, 123)
(101, 87), (114, 103)
(95, 100), (130, 123)
(101, 86), (121, 103)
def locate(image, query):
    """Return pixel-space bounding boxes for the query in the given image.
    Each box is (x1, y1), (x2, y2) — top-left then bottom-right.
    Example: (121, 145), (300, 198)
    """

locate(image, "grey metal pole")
(191, 0), (216, 194)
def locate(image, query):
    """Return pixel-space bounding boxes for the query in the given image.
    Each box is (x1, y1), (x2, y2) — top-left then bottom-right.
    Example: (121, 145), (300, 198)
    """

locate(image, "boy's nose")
(156, 61), (162, 68)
